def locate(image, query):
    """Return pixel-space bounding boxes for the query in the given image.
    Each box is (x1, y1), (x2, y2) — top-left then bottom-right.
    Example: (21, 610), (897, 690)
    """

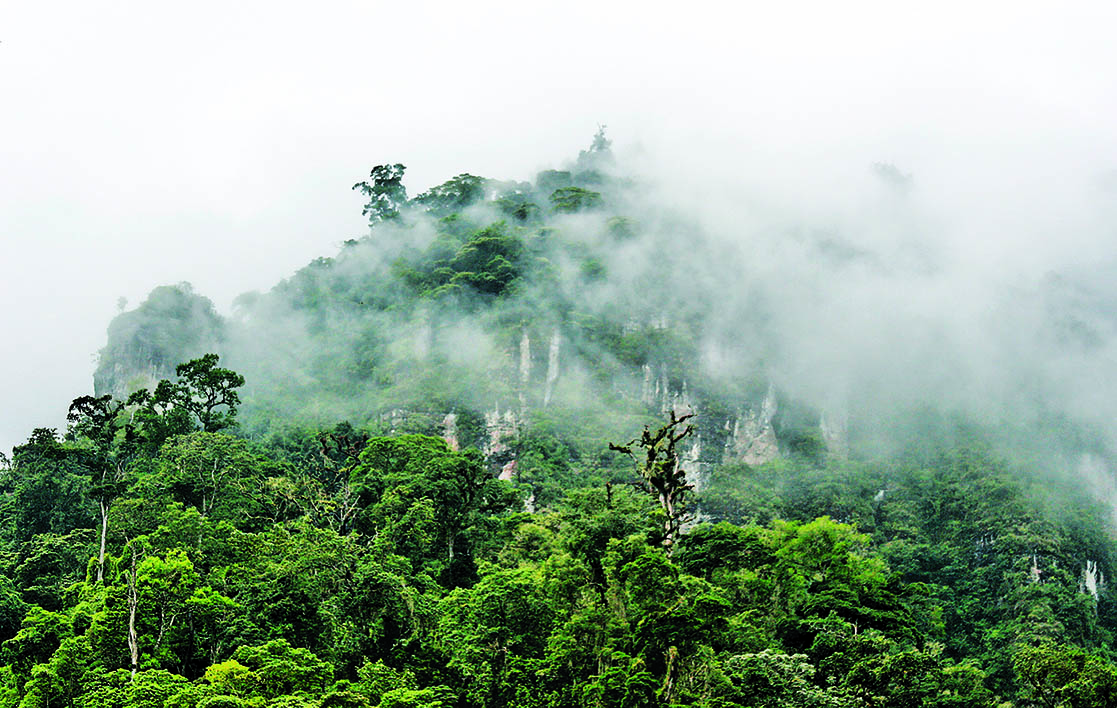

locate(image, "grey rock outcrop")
(726, 384), (780, 466)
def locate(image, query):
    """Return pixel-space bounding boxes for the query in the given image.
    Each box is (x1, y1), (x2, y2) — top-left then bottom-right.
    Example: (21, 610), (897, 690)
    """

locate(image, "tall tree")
(352, 164), (408, 223)
(610, 411), (696, 556)
(67, 394), (133, 582)
(172, 354), (245, 433)
(351, 435), (516, 583)
(7, 428), (96, 544)
(126, 354), (244, 441)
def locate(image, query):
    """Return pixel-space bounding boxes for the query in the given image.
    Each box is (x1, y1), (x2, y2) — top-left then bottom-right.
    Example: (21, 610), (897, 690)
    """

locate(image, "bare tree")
(610, 411), (696, 556)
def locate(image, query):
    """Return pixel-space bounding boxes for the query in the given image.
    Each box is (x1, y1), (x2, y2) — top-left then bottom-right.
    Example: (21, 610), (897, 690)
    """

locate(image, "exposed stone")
(642, 364), (693, 417)
(669, 380), (695, 418)
(442, 412), (459, 451)
(100, 363), (164, 400)
(681, 433), (707, 491)
(821, 406), (849, 459)
(727, 384), (780, 466)
(543, 327), (561, 406)
(484, 405), (520, 459)
(519, 329), (531, 414)
(641, 364), (653, 405)
(378, 408), (408, 436)
(1083, 560), (1105, 599)
(653, 366), (669, 411)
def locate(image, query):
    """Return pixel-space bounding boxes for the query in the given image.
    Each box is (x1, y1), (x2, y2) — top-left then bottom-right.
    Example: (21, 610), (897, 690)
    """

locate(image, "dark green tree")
(126, 354), (244, 442)
(351, 435), (517, 583)
(66, 394), (134, 582)
(353, 164), (408, 223)
(172, 354), (245, 433)
(6, 429), (96, 545)
(413, 174), (489, 217)
(549, 186), (603, 213)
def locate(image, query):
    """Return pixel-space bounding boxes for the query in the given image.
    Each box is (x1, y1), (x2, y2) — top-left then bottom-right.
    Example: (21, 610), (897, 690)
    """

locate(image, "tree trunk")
(97, 499), (108, 583)
(127, 554), (139, 677)
(661, 645), (680, 705)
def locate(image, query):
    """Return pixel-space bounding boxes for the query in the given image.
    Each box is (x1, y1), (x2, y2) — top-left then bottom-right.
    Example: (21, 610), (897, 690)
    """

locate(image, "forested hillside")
(4, 133), (1117, 707)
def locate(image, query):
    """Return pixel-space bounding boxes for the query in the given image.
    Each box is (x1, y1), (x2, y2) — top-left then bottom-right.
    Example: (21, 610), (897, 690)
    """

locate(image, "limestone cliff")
(726, 384), (780, 466)
(93, 283), (225, 398)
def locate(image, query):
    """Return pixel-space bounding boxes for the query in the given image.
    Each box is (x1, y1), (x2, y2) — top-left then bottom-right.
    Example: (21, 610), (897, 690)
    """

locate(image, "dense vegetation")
(5, 132), (1117, 707)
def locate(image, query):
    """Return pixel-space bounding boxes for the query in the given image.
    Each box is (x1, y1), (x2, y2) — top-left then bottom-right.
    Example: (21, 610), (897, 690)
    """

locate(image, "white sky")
(2, 0), (1116, 456)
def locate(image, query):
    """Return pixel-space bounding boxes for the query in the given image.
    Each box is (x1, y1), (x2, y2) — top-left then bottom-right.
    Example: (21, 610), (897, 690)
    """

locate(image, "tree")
(173, 354), (245, 433)
(67, 394), (133, 582)
(127, 379), (195, 455)
(610, 412), (696, 556)
(152, 432), (283, 527)
(353, 164), (408, 223)
(413, 174), (489, 217)
(549, 186), (603, 213)
(351, 435), (517, 584)
(718, 650), (854, 708)
(436, 568), (555, 707)
(6, 429), (96, 545)
(124, 670), (191, 708)
(1014, 643), (1117, 708)
(127, 354), (244, 439)
(231, 640), (333, 699)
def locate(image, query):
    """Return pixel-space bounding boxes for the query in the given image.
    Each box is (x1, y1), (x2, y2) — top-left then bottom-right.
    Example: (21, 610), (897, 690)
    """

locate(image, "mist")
(3, 0), (1117, 463)
(89, 129), (1117, 480)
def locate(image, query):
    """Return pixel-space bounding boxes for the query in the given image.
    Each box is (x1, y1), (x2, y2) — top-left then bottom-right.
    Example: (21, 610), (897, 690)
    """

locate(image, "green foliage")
(718, 650), (853, 708)
(148, 432), (286, 528)
(13, 136), (1117, 708)
(414, 174), (489, 217)
(395, 222), (527, 300)
(125, 669), (190, 708)
(1014, 643), (1117, 707)
(549, 186), (603, 213)
(4, 430), (97, 544)
(352, 435), (517, 583)
(171, 355), (245, 433)
(231, 640), (332, 698)
(353, 164), (408, 223)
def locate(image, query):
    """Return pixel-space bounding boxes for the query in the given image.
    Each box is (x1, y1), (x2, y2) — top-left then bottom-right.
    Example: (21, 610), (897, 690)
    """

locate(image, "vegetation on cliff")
(4, 133), (1117, 707)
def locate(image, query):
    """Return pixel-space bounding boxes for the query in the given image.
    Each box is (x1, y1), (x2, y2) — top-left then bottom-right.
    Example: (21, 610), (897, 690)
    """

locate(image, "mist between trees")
(0, 130), (1105, 706)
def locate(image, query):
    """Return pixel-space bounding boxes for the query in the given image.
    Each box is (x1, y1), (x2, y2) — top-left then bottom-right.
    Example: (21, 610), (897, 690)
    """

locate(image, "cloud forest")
(3, 132), (1117, 707)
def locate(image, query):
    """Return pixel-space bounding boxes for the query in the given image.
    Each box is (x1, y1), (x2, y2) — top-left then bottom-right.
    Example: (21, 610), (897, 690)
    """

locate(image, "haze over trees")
(2, 133), (1117, 707)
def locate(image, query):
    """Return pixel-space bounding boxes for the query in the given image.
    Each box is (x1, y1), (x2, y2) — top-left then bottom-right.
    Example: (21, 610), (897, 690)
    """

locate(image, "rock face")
(1083, 560), (1105, 599)
(94, 283), (224, 398)
(519, 329), (532, 414)
(821, 407), (849, 460)
(681, 433), (707, 491)
(543, 327), (561, 407)
(94, 362), (165, 401)
(100, 291), (853, 484)
(641, 364), (674, 414)
(1029, 554), (1043, 584)
(484, 405), (519, 464)
(442, 413), (459, 451)
(726, 384), (780, 466)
